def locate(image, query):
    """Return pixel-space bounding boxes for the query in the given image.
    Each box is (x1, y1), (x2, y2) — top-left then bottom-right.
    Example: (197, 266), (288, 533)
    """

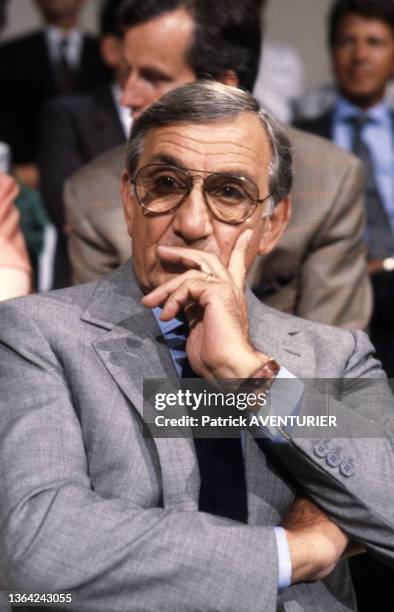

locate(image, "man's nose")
(172, 179), (214, 242)
(351, 41), (370, 62)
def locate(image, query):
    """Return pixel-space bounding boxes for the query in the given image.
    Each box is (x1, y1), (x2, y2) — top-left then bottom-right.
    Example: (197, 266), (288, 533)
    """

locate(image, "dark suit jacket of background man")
(39, 84), (127, 289)
(39, 84), (126, 255)
(65, 127), (372, 330)
(0, 30), (110, 164)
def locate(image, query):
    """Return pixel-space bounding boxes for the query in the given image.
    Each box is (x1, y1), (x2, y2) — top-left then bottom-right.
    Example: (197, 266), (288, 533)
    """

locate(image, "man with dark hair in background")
(0, 0), (110, 188)
(296, 1), (394, 608)
(39, 0), (131, 288)
(297, 0), (394, 374)
(65, 0), (371, 332)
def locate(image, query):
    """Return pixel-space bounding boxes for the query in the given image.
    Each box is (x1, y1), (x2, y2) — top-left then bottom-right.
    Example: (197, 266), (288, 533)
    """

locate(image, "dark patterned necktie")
(349, 115), (394, 258)
(181, 345), (248, 523)
(55, 37), (74, 94)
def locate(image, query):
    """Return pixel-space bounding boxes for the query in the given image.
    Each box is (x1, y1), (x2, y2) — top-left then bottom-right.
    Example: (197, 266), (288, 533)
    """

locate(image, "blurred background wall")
(1, 0), (334, 88)
(2, 0), (98, 37)
(264, 0), (333, 87)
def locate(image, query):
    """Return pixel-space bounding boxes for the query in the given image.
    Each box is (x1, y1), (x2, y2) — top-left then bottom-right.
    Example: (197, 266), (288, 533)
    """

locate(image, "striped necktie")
(55, 36), (74, 94)
(349, 115), (394, 258)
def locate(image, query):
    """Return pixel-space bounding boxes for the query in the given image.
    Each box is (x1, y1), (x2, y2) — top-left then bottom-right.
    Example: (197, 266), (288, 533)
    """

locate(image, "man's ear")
(100, 35), (122, 68)
(121, 170), (135, 238)
(217, 70), (240, 88)
(257, 196), (292, 256)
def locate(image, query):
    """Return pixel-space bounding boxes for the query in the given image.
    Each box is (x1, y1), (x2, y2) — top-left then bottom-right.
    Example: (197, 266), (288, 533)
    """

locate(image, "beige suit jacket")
(65, 127), (371, 329)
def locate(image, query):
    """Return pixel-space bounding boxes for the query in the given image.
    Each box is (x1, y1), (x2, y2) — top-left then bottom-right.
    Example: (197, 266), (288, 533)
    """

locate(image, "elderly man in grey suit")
(65, 0), (371, 330)
(0, 81), (393, 612)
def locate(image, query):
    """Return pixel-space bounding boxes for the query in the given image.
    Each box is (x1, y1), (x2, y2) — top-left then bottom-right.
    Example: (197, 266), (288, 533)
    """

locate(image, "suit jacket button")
(314, 441), (329, 458)
(340, 460), (355, 477)
(326, 450), (341, 468)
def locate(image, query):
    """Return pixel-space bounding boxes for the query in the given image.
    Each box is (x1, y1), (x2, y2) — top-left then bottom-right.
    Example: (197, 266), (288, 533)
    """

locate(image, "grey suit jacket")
(0, 262), (393, 611)
(65, 128), (372, 330)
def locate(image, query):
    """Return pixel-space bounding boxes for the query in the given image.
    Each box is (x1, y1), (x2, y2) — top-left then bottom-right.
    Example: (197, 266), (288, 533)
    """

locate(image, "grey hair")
(126, 81), (293, 204)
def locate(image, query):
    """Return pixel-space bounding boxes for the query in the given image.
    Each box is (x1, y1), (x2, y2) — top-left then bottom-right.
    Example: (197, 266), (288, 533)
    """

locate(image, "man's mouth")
(348, 66), (373, 79)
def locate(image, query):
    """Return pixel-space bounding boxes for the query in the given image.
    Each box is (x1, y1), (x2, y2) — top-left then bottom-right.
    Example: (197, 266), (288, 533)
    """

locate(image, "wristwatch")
(238, 357), (280, 392)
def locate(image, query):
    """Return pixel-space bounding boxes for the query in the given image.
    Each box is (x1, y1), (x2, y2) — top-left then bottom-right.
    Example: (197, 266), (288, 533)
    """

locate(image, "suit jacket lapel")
(81, 262), (200, 511)
(37, 31), (57, 94)
(247, 287), (316, 377)
(81, 266), (316, 516)
(92, 86), (126, 146)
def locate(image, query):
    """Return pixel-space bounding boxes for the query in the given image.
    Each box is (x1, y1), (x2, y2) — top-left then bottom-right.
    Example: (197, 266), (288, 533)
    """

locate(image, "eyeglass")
(130, 163), (274, 225)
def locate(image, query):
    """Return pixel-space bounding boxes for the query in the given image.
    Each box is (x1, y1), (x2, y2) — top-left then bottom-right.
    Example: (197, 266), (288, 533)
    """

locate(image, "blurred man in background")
(0, 0), (110, 188)
(39, 0), (130, 287)
(296, 1), (394, 607)
(296, 0), (394, 378)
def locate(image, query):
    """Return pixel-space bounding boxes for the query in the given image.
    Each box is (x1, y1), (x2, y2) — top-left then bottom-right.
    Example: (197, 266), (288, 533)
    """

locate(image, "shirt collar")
(111, 83), (133, 138)
(334, 95), (391, 126)
(45, 26), (82, 66)
(152, 307), (186, 336)
(46, 25), (81, 45)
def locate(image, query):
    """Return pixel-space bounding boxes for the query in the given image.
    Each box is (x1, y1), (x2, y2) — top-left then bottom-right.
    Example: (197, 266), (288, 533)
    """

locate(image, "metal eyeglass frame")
(130, 163), (275, 225)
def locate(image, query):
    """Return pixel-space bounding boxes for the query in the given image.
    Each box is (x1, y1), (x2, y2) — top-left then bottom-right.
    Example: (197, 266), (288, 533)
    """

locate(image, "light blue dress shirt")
(332, 97), (394, 235)
(152, 307), (297, 590)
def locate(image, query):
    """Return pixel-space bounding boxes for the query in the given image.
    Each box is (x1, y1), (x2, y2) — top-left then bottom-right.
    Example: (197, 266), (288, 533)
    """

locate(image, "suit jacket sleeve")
(0, 298), (279, 611)
(65, 177), (126, 285)
(269, 330), (394, 567)
(296, 158), (372, 329)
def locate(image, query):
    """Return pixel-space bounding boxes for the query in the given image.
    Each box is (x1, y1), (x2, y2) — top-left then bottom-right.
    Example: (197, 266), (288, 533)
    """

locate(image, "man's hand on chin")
(141, 229), (271, 380)
(282, 497), (365, 584)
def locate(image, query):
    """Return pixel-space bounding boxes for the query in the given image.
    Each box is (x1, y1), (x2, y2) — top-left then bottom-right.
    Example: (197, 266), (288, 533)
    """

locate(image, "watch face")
(383, 257), (394, 272)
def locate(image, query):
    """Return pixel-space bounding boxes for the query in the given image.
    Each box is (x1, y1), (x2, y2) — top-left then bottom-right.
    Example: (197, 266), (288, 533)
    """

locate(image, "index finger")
(156, 245), (229, 280)
(227, 229), (253, 289)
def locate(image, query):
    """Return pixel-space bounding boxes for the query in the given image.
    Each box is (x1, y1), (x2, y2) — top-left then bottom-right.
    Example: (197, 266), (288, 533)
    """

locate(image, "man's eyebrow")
(149, 154), (188, 169)
(140, 67), (172, 82)
(149, 153), (259, 182)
